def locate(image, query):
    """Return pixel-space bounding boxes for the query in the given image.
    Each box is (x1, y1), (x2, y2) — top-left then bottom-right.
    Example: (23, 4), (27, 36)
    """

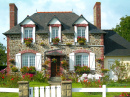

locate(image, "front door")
(51, 56), (60, 77)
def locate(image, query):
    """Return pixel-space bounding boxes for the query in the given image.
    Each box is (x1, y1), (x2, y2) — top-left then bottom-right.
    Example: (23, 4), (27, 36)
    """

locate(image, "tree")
(0, 43), (6, 65)
(113, 15), (130, 42)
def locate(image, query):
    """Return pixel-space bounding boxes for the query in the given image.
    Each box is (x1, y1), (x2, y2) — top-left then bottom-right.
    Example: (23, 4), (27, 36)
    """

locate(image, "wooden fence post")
(61, 81), (72, 97)
(18, 81), (29, 97)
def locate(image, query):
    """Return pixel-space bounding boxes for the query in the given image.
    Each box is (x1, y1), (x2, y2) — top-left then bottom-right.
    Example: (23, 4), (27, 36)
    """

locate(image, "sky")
(0, 0), (130, 48)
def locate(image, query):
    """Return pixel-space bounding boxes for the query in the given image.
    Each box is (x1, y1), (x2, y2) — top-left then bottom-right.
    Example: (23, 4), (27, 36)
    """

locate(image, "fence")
(0, 81), (130, 97)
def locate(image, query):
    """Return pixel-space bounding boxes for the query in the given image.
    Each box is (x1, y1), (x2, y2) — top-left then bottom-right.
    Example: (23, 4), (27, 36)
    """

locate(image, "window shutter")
(69, 53), (75, 71)
(35, 53), (41, 71)
(85, 26), (89, 42)
(59, 26), (61, 42)
(74, 26), (77, 42)
(90, 52), (95, 70)
(49, 26), (52, 42)
(21, 27), (24, 43)
(15, 53), (21, 70)
(33, 26), (35, 43)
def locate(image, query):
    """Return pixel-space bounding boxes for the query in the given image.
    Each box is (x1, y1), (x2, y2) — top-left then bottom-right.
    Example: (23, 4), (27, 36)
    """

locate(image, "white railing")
(29, 85), (61, 97)
(0, 88), (19, 93)
(72, 85), (130, 97)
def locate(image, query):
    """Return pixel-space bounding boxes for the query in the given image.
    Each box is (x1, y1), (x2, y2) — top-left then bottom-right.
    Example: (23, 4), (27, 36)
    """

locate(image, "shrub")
(20, 66), (28, 74)
(11, 66), (18, 72)
(75, 66), (90, 74)
(28, 66), (36, 74)
(33, 71), (46, 82)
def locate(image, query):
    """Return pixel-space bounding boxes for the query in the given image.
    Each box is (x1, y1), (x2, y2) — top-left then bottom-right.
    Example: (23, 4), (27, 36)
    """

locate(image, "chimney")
(93, 2), (101, 29)
(9, 3), (18, 29)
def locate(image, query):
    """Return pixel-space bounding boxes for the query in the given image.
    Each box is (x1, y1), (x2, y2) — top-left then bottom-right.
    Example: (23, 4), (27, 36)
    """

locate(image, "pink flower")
(99, 85), (101, 88)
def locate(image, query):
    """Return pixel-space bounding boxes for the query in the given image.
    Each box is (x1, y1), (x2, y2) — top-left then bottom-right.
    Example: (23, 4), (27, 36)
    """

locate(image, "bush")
(11, 66), (18, 72)
(75, 66), (90, 74)
(28, 66), (36, 74)
(33, 71), (46, 82)
(20, 66), (28, 74)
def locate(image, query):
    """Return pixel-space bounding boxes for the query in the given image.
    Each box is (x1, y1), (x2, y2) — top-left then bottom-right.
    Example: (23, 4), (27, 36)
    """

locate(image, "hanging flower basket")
(52, 58), (57, 63)
(40, 42), (45, 46)
(9, 59), (15, 64)
(52, 37), (60, 45)
(96, 58), (104, 62)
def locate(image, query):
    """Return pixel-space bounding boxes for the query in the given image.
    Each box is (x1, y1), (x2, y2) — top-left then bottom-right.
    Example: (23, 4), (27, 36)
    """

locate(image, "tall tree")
(113, 15), (130, 42)
(0, 43), (6, 65)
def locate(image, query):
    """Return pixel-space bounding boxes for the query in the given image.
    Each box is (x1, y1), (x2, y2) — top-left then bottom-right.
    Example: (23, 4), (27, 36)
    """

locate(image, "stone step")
(48, 77), (62, 82)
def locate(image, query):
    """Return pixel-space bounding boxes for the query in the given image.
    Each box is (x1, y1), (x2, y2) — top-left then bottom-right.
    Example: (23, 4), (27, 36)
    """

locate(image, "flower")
(2, 76), (4, 79)
(11, 78), (14, 80)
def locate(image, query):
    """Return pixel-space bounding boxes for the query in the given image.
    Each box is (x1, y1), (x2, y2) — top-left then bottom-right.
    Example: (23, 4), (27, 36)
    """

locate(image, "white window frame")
(52, 27), (59, 38)
(24, 28), (33, 38)
(22, 53), (36, 68)
(77, 27), (85, 37)
(75, 53), (89, 67)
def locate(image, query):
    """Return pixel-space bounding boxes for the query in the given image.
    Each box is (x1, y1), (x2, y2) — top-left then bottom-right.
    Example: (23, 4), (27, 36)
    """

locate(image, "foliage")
(111, 60), (127, 82)
(20, 66), (29, 74)
(9, 59), (15, 63)
(0, 68), (7, 74)
(61, 60), (68, 69)
(0, 43), (6, 65)
(66, 42), (72, 46)
(11, 66), (18, 72)
(74, 66), (90, 74)
(43, 59), (50, 65)
(52, 58), (57, 63)
(40, 42), (45, 46)
(24, 38), (33, 46)
(96, 58), (103, 61)
(101, 68), (109, 73)
(119, 92), (130, 96)
(52, 37), (60, 43)
(33, 71), (46, 82)
(28, 66), (36, 74)
(77, 36), (86, 45)
(113, 15), (130, 42)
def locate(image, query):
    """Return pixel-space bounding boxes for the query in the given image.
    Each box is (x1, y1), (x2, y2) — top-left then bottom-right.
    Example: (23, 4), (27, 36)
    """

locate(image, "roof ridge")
(37, 11), (72, 13)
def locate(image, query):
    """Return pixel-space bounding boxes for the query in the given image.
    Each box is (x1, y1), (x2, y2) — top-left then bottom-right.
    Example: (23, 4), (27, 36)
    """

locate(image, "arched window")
(22, 53), (35, 67)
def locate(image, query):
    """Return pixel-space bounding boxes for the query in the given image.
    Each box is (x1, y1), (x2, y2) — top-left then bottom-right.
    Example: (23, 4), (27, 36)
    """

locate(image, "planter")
(79, 43), (84, 45)
(53, 42), (58, 45)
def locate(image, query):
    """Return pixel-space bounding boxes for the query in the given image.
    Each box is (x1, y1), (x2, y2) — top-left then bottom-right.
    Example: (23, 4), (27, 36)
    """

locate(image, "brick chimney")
(9, 3), (18, 29)
(93, 2), (101, 29)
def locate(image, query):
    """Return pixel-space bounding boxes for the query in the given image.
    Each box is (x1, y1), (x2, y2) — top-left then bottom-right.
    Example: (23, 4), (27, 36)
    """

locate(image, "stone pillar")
(61, 81), (72, 97)
(18, 81), (29, 97)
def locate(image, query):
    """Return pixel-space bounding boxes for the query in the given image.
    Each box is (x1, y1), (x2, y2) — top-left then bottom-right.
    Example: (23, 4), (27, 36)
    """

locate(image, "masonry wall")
(8, 33), (104, 74)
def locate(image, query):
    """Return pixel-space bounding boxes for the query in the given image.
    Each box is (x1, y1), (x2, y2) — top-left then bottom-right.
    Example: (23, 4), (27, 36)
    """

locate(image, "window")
(77, 27), (85, 37)
(52, 27), (58, 38)
(22, 53), (35, 67)
(76, 53), (88, 67)
(24, 28), (33, 38)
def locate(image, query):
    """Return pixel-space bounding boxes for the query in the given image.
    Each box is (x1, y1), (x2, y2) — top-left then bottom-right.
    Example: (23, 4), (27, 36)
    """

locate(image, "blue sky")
(0, 0), (130, 47)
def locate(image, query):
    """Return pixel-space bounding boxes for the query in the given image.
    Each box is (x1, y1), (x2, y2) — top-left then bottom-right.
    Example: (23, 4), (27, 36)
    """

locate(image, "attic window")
(24, 28), (33, 38)
(77, 27), (85, 37)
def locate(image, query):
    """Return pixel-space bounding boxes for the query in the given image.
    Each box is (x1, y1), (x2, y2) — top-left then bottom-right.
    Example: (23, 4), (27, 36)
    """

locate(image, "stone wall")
(8, 33), (103, 74)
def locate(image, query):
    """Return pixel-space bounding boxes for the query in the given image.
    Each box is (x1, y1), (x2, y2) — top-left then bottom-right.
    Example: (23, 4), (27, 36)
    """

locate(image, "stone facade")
(8, 33), (104, 74)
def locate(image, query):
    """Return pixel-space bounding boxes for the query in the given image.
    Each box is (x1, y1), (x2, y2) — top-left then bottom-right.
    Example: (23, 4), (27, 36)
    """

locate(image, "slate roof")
(104, 30), (130, 56)
(3, 12), (106, 35)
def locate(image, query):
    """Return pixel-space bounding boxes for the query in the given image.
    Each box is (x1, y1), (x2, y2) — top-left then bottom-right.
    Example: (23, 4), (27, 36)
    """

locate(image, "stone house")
(3, 2), (130, 79)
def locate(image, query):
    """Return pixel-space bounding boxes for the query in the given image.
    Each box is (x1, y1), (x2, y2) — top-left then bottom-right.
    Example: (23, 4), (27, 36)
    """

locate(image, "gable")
(21, 19), (35, 25)
(75, 18), (88, 24)
(49, 18), (61, 24)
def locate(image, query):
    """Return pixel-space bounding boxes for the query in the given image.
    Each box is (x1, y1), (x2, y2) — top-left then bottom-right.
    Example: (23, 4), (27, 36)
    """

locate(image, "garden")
(0, 60), (130, 97)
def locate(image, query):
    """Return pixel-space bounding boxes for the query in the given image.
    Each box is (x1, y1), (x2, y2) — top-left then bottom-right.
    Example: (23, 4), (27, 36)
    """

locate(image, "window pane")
(24, 28), (33, 38)
(52, 30), (55, 38)
(76, 55), (81, 66)
(25, 30), (28, 38)
(30, 55), (35, 66)
(77, 29), (81, 37)
(56, 29), (58, 37)
(22, 55), (28, 67)
(29, 30), (32, 38)
(82, 29), (85, 37)
(82, 55), (88, 66)
(52, 27), (59, 38)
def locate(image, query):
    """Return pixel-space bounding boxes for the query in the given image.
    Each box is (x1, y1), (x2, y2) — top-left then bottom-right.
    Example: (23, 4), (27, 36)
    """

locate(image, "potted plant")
(96, 58), (103, 62)
(24, 38), (33, 46)
(9, 59), (15, 64)
(11, 66), (18, 72)
(101, 68), (109, 73)
(40, 42), (45, 46)
(52, 58), (57, 63)
(77, 36), (86, 45)
(66, 43), (72, 46)
(52, 37), (60, 45)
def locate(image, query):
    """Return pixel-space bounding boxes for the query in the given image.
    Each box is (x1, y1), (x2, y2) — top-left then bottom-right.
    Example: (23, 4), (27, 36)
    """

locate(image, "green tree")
(0, 43), (6, 65)
(113, 15), (130, 42)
